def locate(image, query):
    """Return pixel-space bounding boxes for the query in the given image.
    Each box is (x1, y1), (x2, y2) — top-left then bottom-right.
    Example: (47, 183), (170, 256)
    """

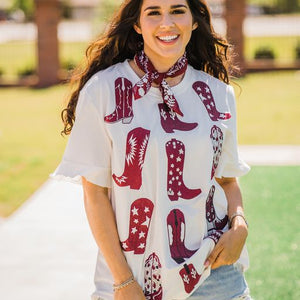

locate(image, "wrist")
(113, 275), (135, 292)
(113, 269), (133, 285)
(231, 216), (248, 234)
(229, 212), (248, 230)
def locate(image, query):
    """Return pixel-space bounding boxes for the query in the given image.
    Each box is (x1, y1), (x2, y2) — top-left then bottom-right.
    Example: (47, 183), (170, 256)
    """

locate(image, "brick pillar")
(35, 0), (60, 87)
(225, 0), (246, 76)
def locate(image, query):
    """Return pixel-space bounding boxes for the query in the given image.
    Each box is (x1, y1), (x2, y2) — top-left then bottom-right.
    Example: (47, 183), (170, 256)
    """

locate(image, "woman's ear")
(134, 23), (142, 34)
(192, 22), (198, 30)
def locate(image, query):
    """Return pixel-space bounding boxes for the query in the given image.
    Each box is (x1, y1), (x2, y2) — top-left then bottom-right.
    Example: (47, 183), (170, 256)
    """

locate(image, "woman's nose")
(159, 13), (174, 29)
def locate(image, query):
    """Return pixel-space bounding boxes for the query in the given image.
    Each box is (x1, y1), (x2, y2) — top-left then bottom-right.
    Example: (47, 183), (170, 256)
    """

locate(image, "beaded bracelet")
(229, 212), (248, 229)
(113, 275), (135, 292)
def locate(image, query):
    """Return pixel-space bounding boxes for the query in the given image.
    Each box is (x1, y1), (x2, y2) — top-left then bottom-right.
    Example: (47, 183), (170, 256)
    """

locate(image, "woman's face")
(134, 0), (197, 71)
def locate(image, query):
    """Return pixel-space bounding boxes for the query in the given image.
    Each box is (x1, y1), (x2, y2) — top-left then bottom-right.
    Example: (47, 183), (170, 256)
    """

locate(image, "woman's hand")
(205, 218), (248, 269)
(114, 281), (146, 300)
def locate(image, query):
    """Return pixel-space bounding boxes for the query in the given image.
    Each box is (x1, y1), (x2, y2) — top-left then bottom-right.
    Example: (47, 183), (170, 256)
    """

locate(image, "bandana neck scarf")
(133, 51), (188, 116)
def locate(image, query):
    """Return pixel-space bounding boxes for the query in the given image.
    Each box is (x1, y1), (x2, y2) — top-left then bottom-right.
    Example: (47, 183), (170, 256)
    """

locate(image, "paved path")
(0, 146), (299, 299)
(239, 145), (300, 166)
(0, 180), (96, 300)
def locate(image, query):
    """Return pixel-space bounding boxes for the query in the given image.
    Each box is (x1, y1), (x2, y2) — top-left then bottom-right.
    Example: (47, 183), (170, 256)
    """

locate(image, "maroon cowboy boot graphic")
(192, 81), (231, 121)
(179, 263), (201, 294)
(205, 185), (228, 244)
(104, 77), (133, 124)
(166, 139), (201, 201)
(121, 198), (154, 254)
(210, 125), (223, 179)
(167, 209), (198, 264)
(158, 103), (198, 133)
(144, 253), (163, 300)
(113, 127), (150, 190)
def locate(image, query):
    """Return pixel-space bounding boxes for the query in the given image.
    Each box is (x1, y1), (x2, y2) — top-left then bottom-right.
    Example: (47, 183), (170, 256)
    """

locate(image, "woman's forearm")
(216, 177), (248, 230)
(205, 177), (248, 268)
(82, 177), (133, 284)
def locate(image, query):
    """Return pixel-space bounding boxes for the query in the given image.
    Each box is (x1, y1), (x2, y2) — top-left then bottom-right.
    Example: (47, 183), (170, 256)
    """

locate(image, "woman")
(53, 0), (251, 299)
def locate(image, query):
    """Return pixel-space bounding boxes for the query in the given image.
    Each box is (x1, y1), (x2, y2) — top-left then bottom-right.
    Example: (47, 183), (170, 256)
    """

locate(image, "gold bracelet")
(229, 212), (248, 228)
(113, 275), (135, 292)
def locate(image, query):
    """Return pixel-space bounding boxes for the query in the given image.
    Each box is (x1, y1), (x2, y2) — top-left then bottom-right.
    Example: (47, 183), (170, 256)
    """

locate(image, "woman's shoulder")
(188, 65), (230, 91)
(82, 60), (131, 95)
(188, 66), (235, 110)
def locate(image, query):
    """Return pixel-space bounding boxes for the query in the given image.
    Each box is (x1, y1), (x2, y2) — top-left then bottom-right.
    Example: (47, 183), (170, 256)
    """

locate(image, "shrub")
(254, 47), (275, 60)
(18, 66), (35, 77)
(295, 42), (300, 60)
(61, 60), (77, 71)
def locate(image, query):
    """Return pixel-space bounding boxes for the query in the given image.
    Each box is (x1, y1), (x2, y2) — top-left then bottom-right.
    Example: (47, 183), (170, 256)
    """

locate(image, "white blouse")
(52, 60), (250, 300)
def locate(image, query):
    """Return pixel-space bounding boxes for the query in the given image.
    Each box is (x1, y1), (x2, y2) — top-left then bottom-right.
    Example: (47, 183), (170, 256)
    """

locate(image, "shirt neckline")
(124, 59), (192, 99)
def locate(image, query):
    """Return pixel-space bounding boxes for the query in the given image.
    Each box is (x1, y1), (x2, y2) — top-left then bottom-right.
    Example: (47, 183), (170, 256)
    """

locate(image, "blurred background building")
(0, 0), (299, 86)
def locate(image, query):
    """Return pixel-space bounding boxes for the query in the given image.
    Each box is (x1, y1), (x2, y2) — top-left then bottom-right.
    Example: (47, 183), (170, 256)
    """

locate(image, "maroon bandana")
(133, 51), (187, 116)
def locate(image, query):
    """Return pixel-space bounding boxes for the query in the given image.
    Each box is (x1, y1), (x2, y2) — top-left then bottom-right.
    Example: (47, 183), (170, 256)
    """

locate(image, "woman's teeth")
(158, 35), (178, 42)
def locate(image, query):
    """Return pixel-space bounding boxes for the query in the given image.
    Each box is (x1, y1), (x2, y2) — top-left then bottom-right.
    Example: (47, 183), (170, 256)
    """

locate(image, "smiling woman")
(52, 0), (252, 299)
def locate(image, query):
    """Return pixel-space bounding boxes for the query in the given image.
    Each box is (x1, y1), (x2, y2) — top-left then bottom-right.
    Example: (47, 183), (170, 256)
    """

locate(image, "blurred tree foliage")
(10, 0), (34, 21)
(96, 0), (122, 22)
(279, 0), (299, 12)
(248, 0), (300, 13)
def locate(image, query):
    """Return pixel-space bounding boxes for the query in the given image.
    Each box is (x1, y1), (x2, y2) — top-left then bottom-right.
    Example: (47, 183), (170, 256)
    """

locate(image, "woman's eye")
(148, 11), (160, 16)
(172, 9), (185, 14)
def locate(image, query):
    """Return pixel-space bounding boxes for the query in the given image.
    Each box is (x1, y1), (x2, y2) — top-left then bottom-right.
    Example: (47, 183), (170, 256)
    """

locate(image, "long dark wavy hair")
(61, 0), (233, 135)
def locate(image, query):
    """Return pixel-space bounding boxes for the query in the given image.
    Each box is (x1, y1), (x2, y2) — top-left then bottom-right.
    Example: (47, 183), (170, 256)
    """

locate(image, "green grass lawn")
(240, 166), (300, 299)
(0, 85), (68, 216)
(234, 71), (300, 144)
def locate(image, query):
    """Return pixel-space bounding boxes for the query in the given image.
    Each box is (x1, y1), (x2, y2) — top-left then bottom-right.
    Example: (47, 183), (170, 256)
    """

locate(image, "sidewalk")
(0, 146), (299, 299)
(0, 180), (96, 300)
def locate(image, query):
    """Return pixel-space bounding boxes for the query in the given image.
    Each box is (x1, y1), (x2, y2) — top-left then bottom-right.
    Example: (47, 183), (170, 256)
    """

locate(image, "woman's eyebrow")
(171, 5), (188, 9)
(144, 4), (187, 12)
(144, 6), (160, 11)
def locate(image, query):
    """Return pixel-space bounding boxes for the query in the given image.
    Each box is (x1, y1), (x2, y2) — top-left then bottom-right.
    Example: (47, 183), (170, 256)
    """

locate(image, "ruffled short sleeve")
(215, 85), (250, 178)
(51, 84), (112, 187)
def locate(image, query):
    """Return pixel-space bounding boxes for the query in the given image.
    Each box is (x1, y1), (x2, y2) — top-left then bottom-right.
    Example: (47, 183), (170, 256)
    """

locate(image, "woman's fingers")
(204, 242), (223, 268)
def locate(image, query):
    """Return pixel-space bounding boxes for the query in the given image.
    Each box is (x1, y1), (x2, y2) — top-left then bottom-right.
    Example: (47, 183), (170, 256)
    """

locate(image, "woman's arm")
(204, 177), (248, 269)
(82, 177), (146, 299)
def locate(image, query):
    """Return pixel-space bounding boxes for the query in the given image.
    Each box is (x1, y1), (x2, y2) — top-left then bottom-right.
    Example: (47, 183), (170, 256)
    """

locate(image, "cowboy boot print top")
(158, 103), (198, 134)
(144, 252), (163, 300)
(205, 185), (229, 244)
(104, 77), (134, 124)
(166, 139), (202, 201)
(113, 127), (150, 190)
(192, 81), (231, 121)
(54, 60), (251, 299)
(121, 198), (154, 254)
(167, 209), (198, 264)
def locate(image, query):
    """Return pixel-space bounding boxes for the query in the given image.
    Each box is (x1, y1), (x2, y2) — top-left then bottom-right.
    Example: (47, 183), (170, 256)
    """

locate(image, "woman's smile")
(156, 34), (180, 43)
